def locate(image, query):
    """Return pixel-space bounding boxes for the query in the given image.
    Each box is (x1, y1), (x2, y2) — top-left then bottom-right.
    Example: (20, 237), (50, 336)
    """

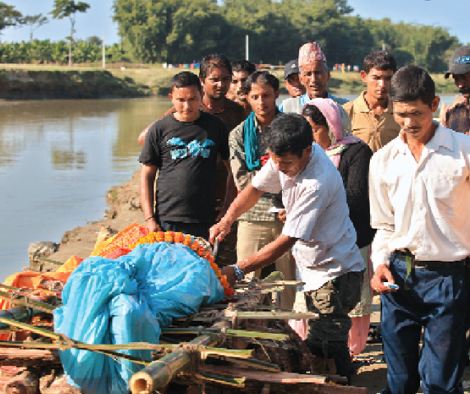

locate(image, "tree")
(113, 0), (231, 63)
(21, 14), (48, 41)
(51, 0), (90, 66)
(0, 2), (22, 35)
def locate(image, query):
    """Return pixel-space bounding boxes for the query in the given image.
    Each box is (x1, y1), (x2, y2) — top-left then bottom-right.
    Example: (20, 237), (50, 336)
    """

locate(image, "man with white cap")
(440, 45), (470, 134)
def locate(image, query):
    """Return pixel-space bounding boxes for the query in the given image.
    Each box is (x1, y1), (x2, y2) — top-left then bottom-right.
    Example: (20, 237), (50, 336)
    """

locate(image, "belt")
(393, 249), (469, 270)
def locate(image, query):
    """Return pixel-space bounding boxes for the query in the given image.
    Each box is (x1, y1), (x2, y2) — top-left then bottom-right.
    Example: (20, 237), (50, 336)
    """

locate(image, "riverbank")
(0, 63), (459, 99)
(0, 65), (151, 99)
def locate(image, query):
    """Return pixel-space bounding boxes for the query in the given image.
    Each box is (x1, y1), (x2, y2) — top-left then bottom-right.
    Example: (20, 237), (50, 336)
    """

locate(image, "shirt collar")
(302, 92), (333, 105)
(395, 122), (453, 156)
(355, 91), (394, 113)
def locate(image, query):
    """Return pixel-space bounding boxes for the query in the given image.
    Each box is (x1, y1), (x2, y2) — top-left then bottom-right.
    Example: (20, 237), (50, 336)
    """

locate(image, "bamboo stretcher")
(0, 279), (367, 393)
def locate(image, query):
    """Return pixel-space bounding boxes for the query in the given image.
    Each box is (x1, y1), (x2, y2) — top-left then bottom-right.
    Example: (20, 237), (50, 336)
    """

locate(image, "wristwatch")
(232, 264), (245, 281)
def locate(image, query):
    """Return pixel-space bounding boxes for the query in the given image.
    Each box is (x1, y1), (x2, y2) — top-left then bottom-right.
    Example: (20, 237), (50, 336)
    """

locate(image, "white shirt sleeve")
(369, 153), (395, 270)
(251, 159), (282, 194)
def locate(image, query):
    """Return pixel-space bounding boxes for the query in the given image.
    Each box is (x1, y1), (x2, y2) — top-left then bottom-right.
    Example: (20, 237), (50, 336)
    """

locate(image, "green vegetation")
(113, 0), (461, 72)
(0, 39), (127, 64)
(0, 2), (22, 32)
(1, 1), (464, 73)
(0, 64), (458, 100)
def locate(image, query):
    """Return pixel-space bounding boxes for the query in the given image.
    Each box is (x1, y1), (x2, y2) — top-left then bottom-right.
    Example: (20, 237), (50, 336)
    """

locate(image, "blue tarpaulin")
(54, 241), (225, 394)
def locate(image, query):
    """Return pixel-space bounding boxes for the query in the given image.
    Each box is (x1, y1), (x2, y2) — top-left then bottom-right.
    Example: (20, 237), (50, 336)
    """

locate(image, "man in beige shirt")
(343, 51), (400, 152)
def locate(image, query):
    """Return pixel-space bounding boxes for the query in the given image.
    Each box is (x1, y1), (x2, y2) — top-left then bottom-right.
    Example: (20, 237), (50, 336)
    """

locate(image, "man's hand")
(370, 263), (397, 294)
(222, 265), (236, 287)
(146, 217), (161, 233)
(277, 209), (286, 223)
(209, 219), (232, 244)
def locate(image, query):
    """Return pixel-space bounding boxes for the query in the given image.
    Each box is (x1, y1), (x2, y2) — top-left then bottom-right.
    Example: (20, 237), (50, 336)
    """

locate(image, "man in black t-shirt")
(139, 71), (230, 239)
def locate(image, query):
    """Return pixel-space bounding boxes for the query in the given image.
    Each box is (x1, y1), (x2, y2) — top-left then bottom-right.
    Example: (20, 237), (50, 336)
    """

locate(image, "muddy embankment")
(0, 69), (151, 100)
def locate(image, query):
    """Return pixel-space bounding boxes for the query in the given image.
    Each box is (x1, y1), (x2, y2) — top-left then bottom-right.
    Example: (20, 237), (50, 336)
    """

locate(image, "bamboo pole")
(224, 310), (319, 320)
(0, 290), (57, 313)
(161, 327), (289, 341)
(129, 334), (217, 393)
(234, 280), (304, 289)
(0, 340), (252, 360)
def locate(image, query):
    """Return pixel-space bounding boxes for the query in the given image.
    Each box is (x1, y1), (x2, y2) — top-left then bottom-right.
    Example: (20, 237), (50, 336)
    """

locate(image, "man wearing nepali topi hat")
(280, 42), (350, 129)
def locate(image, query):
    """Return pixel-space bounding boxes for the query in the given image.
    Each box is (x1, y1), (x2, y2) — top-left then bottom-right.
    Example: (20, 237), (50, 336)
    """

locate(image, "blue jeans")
(381, 254), (468, 394)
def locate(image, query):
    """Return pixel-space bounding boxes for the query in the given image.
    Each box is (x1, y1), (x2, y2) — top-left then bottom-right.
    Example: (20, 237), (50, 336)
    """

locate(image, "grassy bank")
(0, 64), (151, 99)
(0, 63), (459, 99)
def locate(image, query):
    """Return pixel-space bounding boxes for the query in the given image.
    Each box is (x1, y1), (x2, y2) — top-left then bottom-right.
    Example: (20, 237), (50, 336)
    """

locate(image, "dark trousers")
(159, 220), (210, 240)
(306, 270), (363, 378)
(381, 254), (468, 394)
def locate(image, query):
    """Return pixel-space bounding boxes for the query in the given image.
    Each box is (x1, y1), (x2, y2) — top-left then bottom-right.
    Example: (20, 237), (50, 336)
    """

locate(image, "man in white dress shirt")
(369, 65), (470, 394)
(210, 113), (364, 380)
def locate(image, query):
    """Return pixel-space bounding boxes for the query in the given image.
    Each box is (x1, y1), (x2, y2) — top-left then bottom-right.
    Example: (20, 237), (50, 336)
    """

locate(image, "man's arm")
(209, 184), (263, 243)
(140, 164), (160, 232)
(228, 124), (254, 192)
(368, 154), (397, 294)
(223, 234), (296, 285)
(137, 125), (150, 146)
(218, 159), (237, 220)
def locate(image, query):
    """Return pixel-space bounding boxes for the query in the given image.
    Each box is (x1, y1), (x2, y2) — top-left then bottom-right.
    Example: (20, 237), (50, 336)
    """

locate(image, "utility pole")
(102, 40), (106, 69)
(245, 34), (249, 61)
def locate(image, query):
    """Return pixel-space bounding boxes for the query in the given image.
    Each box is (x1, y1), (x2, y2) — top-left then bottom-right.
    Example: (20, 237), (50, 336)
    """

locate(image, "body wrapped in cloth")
(54, 237), (226, 394)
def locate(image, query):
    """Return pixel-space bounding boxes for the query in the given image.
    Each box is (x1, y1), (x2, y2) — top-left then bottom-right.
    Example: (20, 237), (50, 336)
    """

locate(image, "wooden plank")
(197, 365), (368, 393)
(0, 347), (59, 367)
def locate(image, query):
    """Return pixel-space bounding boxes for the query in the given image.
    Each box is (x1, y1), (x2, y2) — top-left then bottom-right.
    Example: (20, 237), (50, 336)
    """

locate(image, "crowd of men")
(138, 42), (470, 393)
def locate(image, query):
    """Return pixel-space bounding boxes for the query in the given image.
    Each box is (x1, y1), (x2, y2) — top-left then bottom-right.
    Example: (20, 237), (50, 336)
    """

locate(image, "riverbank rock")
(27, 241), (59, 272)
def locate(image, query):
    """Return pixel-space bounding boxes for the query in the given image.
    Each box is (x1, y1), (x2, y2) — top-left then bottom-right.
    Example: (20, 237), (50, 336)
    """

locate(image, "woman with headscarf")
(302, 98), (375, 360)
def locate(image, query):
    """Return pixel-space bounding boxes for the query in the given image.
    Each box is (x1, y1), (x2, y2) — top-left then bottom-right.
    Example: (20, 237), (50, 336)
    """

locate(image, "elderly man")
(344, 51), (400, 152)
(280, 42), (348, 114)
(284, 59), (305, 98)
(211, 113), (364, 380)
(440, 45), (470, 134)
(370, 65), (470, 394)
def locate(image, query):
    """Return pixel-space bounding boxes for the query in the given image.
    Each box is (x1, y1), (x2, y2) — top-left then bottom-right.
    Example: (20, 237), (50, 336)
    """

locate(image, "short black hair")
(302, 104), (328, 128)
(263, 113), (313, 157)
(242, 70), (279, 95)
(170, 71), (202, 93)
(232, 60), (256, 74)
(199, 54), (232, 80)
(363, 51), (397, 74)
(390, 65), (435, 107)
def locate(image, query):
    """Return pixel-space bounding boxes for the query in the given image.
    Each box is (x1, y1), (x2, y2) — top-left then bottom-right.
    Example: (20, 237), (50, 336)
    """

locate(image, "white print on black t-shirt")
(167, 137), (215, 160)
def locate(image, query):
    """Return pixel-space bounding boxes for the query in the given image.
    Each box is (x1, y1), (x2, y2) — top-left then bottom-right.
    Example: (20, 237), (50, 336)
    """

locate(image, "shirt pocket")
(422, 169), (466, 218)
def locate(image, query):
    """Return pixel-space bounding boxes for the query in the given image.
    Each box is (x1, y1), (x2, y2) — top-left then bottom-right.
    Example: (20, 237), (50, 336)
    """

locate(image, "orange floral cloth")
(0, 224), (233, 312)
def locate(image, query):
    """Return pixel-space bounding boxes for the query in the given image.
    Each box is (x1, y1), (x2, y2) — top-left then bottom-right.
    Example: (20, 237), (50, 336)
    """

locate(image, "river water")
(0, 94), (456, 281)
(0, 97), (169, 280)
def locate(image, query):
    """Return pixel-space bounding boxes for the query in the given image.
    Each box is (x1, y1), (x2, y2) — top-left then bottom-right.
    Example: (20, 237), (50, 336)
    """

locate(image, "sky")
(2, 0), (470, 45)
